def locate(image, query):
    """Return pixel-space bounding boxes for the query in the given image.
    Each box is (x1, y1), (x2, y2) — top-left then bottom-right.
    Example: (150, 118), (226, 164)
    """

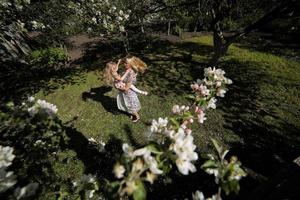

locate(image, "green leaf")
(186, 94), (195, 100)
(133, 180), (146, 200)
(147, 144), (162, 154)
(170, 117), (180, 129)
(211, 138), (223, 156)
(109, 181), (120, 189)
(201, 160), (218, 169)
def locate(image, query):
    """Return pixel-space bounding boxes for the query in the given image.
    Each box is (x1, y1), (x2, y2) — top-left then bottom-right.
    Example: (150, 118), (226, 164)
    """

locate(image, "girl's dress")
(117, 69), (141, 114)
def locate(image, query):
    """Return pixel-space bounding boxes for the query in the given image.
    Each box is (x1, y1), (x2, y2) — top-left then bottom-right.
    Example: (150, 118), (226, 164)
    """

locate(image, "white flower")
(199, 84), (210, 96)
(191, 83), (199, 91)
(0, 146), (15, 168)
(150, 117), (168, 133)
(14, 183), (39, 200)
(145, 171), (157, 184)
(0, 169), (17, 193)
(122, 143), (135, 159)
(28, 106), (38, 117)
(92, 17), (97, 24)
(36, 99), (58, 116)
(176, 158), (197, 175)
(124, 14), (129, 20)
(119, 25), (125, 32)
(192, 190), (205, 200)
(117, 16), (123, 21)
(203, 78), (213, 86)
(113, 163), (125, 178)
(207, 97), (217, 109)
(170, 129), (198, 175)
(172, 105), (180, 114)
(133, 147), (163, 174)
(81, 174), (96, 183)
(206, 168), (219, 178)
(216, 89), (226, 97)
(224, 77), (233, 84)
(87, 190), (95, 198)
(28, 96), (35, 102)
(123, 181), (137, 195)
(132, 158), (144, 172)
(216, 81), (222, 87)
(88, 137), (97, 143)
(198, 111), (206, 124)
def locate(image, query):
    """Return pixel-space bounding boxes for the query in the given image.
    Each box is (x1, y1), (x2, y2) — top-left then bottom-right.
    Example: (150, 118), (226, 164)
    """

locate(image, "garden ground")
(29, 33), (300, 199)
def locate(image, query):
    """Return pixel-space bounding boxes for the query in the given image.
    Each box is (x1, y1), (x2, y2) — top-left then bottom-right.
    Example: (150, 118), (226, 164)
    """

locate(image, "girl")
(103, 59), (148, 95)
(117, 56), (147, 122)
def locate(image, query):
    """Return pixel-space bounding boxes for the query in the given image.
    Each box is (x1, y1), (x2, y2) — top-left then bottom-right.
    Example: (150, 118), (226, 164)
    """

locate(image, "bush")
(28, 46), (69, 69)
(0, 98), (69, 199)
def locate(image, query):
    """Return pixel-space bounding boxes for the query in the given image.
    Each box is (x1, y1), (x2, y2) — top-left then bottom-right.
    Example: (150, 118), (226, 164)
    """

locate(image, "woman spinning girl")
(103, 59), (148, 95)
(117, 56), (147, 122)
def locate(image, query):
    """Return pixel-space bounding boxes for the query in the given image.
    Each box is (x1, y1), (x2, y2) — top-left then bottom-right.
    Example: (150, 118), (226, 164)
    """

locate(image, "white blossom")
(170, 128), (198, 175)
(216, 88), (226, 97)
(0, 170), (17, 193)
(133, 147), (163, 174)
(0, 146), (15, 168)
(172, 105), (180, 114)
(28, 96), (35, 102)
(14, 183), (39, 200)
(192, 191), (205, 200)
(150, 117), (168, 133)
(207, 97), (217, 109)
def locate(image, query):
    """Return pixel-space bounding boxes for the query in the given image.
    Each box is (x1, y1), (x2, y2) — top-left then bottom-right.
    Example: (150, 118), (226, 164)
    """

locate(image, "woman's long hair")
(126, 56), (147, 74)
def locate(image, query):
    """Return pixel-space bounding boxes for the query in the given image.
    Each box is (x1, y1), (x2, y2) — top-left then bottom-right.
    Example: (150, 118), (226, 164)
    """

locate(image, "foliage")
(28, 46), (69, 68)
(0, 98), (69, 199)
(0, 144), (39, 200)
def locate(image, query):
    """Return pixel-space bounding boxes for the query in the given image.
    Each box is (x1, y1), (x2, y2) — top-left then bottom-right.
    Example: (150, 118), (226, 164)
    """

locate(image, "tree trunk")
(210, 23), (229, 66)
(167, 20), (171, 35)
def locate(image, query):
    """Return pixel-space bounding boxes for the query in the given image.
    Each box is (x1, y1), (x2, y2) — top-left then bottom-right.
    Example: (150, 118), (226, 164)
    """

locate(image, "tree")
(195, 0), (299, 65)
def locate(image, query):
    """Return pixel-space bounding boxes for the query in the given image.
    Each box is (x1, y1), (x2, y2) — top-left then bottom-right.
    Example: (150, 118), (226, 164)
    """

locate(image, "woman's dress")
(117, 69), (141, 114)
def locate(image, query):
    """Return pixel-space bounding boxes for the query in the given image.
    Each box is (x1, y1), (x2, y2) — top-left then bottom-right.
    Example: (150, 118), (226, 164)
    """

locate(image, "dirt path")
(66, 34), (102, 61)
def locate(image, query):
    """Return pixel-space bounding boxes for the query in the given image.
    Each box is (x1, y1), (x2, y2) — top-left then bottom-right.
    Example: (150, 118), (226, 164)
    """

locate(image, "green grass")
(35, 34), (300, 198)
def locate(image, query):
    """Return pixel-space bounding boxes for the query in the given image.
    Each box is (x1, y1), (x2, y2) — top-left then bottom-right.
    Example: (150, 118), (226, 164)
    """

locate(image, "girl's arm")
(130, 85), (148, 95)
(120, 69), (130, 81)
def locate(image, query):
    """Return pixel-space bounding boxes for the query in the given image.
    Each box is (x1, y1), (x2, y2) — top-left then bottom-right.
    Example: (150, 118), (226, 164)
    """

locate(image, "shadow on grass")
(217, 58), (300, 198)
(235, 32), (300, 61)
(82, 86), (119, 115)
(0, 61), (87, 103)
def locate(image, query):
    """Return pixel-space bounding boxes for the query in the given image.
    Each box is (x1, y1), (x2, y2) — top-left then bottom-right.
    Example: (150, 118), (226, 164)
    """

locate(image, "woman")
(117, 56), (147, 122)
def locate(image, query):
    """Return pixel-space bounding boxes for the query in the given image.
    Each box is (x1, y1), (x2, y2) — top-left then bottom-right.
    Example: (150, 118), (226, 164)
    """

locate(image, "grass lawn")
(35, 34), (300, 199)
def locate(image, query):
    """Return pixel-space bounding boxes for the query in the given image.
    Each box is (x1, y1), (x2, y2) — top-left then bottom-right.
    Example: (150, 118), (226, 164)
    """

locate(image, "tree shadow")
(216, 58), (300, 197)
(235, 32), (300, 61)
(0, 61), (86, 103)
(64, 124), (124, 180)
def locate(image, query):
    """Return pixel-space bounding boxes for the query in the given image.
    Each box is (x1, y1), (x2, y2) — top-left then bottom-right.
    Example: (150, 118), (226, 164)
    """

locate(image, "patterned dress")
(117, 69), (141, 114)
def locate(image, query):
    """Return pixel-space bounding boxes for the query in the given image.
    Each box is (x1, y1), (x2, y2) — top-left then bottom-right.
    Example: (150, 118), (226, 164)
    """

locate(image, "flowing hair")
(126, 56), (147, 74)
(103, 61), (115, 85)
